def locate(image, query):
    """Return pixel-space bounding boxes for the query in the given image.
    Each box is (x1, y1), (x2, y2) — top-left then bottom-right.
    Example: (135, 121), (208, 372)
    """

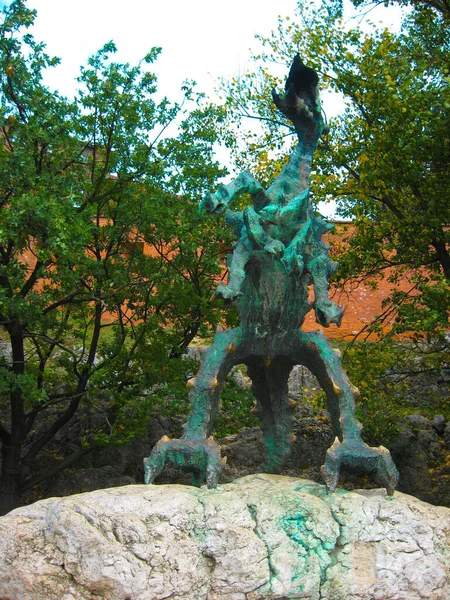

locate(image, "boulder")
(1, 474), (450, 600)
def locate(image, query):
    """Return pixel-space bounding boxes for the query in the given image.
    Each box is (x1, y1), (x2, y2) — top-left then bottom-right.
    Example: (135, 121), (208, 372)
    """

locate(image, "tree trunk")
(432, 238), (450, 281)
(0, 469), (22, 516)
(0, 327), (26, 515)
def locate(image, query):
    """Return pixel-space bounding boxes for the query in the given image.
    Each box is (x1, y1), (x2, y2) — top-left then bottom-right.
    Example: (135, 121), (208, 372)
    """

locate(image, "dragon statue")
(144, 56), (399, 495)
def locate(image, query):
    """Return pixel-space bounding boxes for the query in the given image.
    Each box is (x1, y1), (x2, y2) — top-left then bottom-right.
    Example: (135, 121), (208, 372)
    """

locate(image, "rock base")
(1, 474), (450, 599)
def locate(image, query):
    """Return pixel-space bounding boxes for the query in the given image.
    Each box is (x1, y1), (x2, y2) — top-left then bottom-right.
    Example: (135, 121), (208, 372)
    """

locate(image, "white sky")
(16, 0), (303, 102)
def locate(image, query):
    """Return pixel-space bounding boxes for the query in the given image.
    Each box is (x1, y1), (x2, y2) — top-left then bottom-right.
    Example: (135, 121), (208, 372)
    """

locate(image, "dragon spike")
(331, 380), (343, 395)
(186, 377), (196, 389)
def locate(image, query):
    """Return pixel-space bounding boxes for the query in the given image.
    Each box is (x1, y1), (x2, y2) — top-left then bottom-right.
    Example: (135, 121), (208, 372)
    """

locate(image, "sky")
(1, 0), (403, 216)
(3, 0), (403, 108)
(8, 0), (304, 102)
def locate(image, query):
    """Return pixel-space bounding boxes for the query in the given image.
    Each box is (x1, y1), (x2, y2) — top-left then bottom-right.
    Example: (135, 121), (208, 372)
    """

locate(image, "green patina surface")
(281, 508), (335, 590)
(144, 55), (399, 496)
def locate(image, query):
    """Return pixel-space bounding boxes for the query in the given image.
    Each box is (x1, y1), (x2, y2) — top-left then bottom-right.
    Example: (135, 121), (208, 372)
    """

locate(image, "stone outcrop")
(1, 474), (450, 600)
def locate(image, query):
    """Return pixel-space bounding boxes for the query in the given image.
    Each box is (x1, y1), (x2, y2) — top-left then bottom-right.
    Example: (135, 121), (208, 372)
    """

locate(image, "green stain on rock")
(281, 508), (335, 589)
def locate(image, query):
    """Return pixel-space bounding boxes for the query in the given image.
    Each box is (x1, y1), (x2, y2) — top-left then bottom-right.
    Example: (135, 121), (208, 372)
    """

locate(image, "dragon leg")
(291, 330), (399, 495)
(144, 328), (242, 488)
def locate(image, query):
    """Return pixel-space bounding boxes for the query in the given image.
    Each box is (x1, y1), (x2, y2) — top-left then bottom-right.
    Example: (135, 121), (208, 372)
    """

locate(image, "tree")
(221, 0), (449, 340)
(0, 0), (228, 514)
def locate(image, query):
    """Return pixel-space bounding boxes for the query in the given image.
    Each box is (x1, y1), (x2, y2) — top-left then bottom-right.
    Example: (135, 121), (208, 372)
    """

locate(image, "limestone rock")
(1, 474), (449, 600)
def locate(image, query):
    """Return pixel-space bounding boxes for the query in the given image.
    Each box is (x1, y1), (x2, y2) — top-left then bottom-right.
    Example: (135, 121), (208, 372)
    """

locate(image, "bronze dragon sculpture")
(144, 56), (399, 495)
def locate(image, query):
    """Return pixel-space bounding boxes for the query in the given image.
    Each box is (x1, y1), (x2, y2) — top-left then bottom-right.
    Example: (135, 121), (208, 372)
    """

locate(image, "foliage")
(342, 340), (410, 443)
(342, 338), (448, 444)
(297, 337), (447, 445)
(213, 371), (258, 437)
(0, 0), (229, 513)
(220, 0), (449, 341)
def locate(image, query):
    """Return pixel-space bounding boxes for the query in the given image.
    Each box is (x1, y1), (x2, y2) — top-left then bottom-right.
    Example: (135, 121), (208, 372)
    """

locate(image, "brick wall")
(18, 222), (414, 340)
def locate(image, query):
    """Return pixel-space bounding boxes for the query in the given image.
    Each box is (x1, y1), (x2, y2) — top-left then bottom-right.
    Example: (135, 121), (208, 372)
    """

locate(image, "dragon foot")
(143, 436), (225, 489)
(321, 437), (399, 496)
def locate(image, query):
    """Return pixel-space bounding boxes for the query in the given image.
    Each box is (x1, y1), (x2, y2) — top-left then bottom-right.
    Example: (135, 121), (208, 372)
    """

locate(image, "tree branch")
(21, 446), (92, 493)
